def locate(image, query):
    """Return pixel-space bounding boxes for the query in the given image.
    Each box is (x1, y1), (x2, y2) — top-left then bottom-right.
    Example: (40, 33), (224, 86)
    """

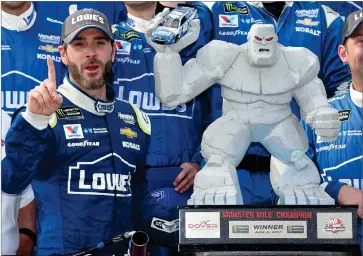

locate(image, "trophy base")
(178, 205), (360, 256)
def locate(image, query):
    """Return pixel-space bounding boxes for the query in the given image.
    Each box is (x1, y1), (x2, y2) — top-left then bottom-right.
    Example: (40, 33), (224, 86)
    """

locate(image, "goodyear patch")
(56, 107), (84, 120)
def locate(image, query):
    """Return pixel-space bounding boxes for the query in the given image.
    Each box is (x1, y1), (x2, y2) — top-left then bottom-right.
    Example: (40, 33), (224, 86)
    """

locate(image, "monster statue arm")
(145, 8), (240, 108)
(290, 48), (340, 142)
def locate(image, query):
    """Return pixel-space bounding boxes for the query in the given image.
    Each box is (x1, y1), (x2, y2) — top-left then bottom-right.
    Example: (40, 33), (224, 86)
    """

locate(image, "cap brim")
(63, 25), (113, 44)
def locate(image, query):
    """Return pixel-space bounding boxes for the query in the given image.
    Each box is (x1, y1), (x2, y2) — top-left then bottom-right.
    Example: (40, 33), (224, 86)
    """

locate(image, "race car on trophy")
(151, 5), (197, 45)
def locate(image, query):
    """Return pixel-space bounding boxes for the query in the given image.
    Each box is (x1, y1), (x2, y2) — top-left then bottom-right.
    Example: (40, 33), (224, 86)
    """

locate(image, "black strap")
(19, 228), (37, 245)
(236, 155), (271, 172)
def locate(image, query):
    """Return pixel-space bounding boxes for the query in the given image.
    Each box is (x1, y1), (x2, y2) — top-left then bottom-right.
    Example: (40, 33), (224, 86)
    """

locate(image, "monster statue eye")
(266, 37), (274, 41)
(255, 36), (262, 41)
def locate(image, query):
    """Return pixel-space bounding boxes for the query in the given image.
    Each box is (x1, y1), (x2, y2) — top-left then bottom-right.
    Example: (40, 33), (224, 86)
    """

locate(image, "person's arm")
(17, 185), (36, 256)
(320, 5), (352, 97)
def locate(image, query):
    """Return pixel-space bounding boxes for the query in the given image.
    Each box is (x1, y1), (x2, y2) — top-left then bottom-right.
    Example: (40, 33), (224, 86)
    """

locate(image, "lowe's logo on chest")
(68, 153), (135, 197)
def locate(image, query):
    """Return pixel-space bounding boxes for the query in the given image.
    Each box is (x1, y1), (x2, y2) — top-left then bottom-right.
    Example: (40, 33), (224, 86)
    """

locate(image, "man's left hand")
(17, 234), (34, 256)
(174, 163), (201, 193)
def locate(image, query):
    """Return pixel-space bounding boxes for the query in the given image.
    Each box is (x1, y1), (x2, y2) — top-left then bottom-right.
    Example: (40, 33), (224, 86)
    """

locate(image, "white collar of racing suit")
(248, 2), (293, 8)
(57, 75), (115, 116)
(1, 2), (37, 31)
(127, 13), (151, 33)
(350, 85), (362, 108)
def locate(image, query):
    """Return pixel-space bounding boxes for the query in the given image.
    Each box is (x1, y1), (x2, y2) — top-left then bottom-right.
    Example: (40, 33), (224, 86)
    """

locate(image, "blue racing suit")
(112, 2), (214, 254)
(319, 1), (362, 21)
(2, 75), (178, 255)
(211, 1), (352, 205)
(304, 87), (362, 251)
(1, 2), (65, 117)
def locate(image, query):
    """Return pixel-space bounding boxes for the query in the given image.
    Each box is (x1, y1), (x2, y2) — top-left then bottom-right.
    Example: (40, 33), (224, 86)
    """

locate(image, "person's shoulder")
(114, 98), (151, 136)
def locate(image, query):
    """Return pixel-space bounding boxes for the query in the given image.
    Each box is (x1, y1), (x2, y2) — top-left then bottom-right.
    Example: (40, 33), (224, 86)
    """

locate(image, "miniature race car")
(151, 5), (198, 45)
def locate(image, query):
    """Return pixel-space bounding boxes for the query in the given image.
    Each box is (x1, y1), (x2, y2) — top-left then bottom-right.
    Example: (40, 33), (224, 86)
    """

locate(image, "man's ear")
(111, 42), (116, 62)
(338, 44), (348, 64)
(58, 45), (68, 66)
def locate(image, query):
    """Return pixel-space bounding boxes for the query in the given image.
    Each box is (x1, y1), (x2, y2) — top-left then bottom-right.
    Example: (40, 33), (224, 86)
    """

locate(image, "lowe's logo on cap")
(71, 13), (104, 25)
(95, 101), (114, 113)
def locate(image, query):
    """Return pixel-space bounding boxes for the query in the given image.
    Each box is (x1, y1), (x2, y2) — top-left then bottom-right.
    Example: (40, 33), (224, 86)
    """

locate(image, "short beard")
(68, 59), (112, 91)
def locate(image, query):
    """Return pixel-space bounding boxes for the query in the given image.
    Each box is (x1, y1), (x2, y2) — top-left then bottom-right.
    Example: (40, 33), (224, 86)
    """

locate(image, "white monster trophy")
(146, 9), (339, 206)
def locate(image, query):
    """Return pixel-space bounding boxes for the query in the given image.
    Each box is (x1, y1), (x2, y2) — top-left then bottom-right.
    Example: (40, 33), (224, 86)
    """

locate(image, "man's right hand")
(337, 185), (363, 218)
(28, 56), (62, 116)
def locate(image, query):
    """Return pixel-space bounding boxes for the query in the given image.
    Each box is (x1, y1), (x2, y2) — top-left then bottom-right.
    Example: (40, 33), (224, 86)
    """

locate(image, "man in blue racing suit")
(2, 9), (177, 255)
(211, 1), (352, 206)
(304, 9), (363, 251)
(111, 2), (216, 254)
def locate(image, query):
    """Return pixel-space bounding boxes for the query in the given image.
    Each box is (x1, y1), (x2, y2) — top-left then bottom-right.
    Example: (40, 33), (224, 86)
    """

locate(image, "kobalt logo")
(67, 140), (100, 147)
(37, 54), (61, 62)
(188, 220), (218, 229)
(295, 27), (321, 36)
(71, 14), (104, 25)
(38, 33), (61, 44)
(122, 141), (140, 150)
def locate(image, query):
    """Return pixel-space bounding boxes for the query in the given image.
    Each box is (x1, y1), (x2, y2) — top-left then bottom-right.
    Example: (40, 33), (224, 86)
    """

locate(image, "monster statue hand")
(145, 8), (201, 53)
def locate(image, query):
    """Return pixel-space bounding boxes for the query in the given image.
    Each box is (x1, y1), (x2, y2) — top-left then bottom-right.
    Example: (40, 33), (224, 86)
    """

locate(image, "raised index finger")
(47, 56), (56, 90)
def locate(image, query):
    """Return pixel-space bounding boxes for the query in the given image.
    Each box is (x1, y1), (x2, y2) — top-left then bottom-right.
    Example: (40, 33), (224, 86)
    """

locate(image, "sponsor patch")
(67, 140), (100, 147)
(151, 190), (164, 201)
(38, 33), (61, 44)
(295, 9), (319, 18)
(219, 15), (239, 28)
(185, 212), (220, 238)
(151, 217), (179, 233)
(223, 3), (249, 15)
(295, 27), (321, 36)
(95, 101), (114, 113)
(338, 109), (351, 122)
(56, 107), (84, 120)
(39, 44), (59, 53)
(118, 112), (135, 125)
(120, 128), (137, 138)
(63, 124), (84, 139)
(296, 18), (320, 26)
(122, 141), (140, 150)
(119, 30), (142, 41)
(115, 39), (131, 55)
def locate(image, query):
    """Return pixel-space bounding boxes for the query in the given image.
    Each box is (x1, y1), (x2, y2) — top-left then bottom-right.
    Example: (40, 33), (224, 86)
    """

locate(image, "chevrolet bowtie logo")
(38, 45), (59, 53)
(120, 127), (137, 138)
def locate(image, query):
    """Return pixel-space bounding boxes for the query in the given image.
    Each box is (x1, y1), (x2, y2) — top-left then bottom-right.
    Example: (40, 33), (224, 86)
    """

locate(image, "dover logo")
(185, 212), (220, 238)
(219, 15), (238, 28)
(115, 40), (131, 55)
(63, 124), (84, 139)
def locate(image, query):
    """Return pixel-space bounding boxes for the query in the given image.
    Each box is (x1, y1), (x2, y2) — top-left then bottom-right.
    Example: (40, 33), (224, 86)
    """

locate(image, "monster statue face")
(247, 24), (279, 67)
